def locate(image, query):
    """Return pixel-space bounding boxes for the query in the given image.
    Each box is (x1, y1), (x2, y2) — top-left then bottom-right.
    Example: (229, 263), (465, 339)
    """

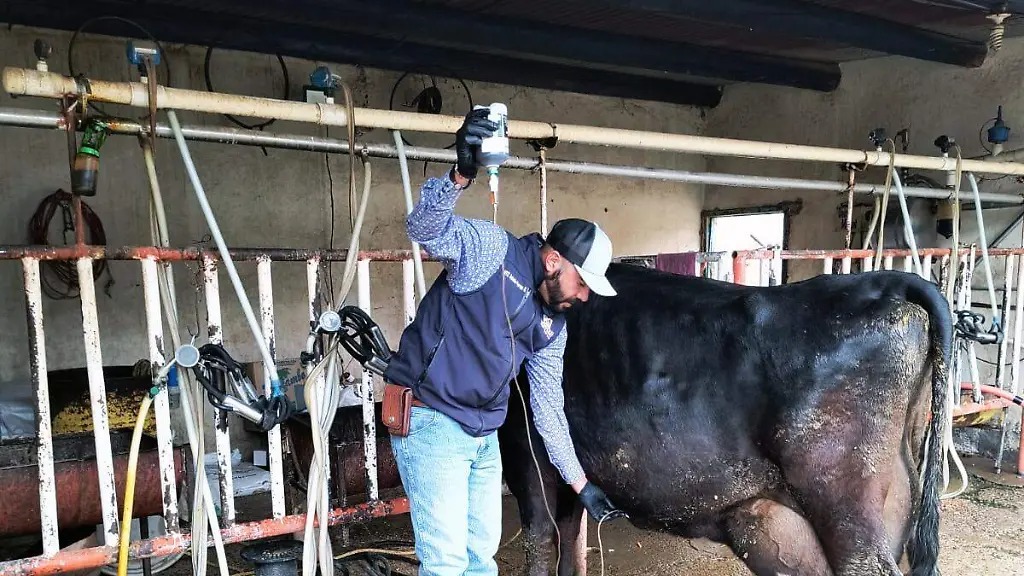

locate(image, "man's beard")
(542, 268), (581, 312)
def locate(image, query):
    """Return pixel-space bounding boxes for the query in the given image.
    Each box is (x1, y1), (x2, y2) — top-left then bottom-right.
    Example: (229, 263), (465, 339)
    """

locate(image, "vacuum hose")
(167, 110), (284, 397)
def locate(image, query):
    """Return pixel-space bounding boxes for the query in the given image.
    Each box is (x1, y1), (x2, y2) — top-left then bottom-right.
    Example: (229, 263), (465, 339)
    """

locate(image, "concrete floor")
(156, 468), (1024, 576)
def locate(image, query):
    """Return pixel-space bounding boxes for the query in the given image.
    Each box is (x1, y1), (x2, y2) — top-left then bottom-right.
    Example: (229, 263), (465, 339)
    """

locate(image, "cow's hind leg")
(722, 498), (833, 576)
(777, 387), (913, 575)
(780, 436), (907, 574)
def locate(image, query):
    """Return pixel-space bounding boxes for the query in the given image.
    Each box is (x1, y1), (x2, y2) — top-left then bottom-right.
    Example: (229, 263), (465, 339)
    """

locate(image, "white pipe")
(392, 130), (428, 300)
(891, 170), (924, 276)
(4, 107), (1024, 205)
(166, 110), (283, 394)
(7, 67), (1024, 176)
(967, 173), (1002, 326)
(334, 156), (374, 304)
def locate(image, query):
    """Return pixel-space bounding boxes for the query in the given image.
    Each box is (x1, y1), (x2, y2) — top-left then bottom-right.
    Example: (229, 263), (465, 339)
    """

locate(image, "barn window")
(702, 201), (801, 285)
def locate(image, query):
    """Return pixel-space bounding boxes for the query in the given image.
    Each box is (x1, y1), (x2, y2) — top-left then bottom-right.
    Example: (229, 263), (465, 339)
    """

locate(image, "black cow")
(499, 264), (951, 576)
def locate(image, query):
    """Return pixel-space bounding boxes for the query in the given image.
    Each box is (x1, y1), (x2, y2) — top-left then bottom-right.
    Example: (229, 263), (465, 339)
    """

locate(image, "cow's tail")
(907, 276), (953, 576)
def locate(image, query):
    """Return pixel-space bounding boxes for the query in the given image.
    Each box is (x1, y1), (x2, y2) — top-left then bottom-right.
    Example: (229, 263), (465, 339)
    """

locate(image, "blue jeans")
(391, 406), (503, 576)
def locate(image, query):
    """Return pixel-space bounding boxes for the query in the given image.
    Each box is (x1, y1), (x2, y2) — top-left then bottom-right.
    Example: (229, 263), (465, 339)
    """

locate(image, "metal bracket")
(527, 136), (559, 151)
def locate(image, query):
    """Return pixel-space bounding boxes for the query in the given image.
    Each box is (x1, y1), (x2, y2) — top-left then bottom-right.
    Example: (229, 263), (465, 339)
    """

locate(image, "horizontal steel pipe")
(0, 245), (428, 262)
(0, 498), (410, 576)
(3, 108), (1023, 204)
(7, 68), (1024, 176)
(0, 447), (185, 538)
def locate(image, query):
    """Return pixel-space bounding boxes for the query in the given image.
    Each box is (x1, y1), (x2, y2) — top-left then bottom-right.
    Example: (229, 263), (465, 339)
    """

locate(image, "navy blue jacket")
(384, 231), (566, 437)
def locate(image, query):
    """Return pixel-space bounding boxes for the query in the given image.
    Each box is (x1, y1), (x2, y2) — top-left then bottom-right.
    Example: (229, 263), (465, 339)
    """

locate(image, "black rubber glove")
(579, 482), (627, 523)
(454, 107), (499, 180)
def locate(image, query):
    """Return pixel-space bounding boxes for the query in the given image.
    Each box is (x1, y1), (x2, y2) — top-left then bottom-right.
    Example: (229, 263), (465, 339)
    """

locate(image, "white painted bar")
(1007, 253), (1024, 397)
(903, 255), (913, 273)
(23, 258), (59, 555)
(77, 258), (119, 545)
(883, 255), (893, 270)
(841, 256), (852, 275)
(862, 256), (873, 272)
(922, 254), (933, 279)
(141, 259), (179, 530)
(403, 259), (416, 327)
(256, 257), (286, 518)
(1012, 254), (1024, 396)
(998, 254), (1024, 471)
(307, 257), (321, 325)
(707, 259), (719, 281)
(203, 256), (235, 525)
(995, 255), (1014, 392)
(357, 259), (379, 500)
(822, 257), (833, 275)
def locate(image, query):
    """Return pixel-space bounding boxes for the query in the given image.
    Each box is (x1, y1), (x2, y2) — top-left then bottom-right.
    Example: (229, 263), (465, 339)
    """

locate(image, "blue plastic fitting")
(988, 105), (1011, 145)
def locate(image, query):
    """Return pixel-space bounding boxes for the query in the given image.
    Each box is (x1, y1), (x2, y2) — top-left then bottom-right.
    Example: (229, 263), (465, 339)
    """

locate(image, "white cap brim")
(575, 264), (617, 297)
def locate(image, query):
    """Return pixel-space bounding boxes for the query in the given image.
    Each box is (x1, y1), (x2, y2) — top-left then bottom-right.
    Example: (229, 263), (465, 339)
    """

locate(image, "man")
(382, 108), (624, 576)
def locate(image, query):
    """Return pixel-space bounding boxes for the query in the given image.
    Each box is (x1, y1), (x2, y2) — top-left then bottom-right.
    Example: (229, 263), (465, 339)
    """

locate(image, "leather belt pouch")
(382, 383), (413, 437)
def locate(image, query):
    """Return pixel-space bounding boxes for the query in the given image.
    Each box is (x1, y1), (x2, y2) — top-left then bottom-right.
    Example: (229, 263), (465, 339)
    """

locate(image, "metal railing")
(4, 242), (1023, 574)
(0, 245), (421, 575)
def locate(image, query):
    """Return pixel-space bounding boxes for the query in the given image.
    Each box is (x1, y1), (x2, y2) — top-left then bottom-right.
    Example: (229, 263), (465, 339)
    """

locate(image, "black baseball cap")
(545, 218), (617, 296)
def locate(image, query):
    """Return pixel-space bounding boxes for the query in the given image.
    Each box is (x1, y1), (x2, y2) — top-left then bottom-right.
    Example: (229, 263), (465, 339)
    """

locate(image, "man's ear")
(542, 249), (561, 274)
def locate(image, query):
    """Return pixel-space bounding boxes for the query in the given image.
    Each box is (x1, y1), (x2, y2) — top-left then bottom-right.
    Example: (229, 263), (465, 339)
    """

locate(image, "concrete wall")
(704, 39), (1024, 461)
(0, 25), (707, 447)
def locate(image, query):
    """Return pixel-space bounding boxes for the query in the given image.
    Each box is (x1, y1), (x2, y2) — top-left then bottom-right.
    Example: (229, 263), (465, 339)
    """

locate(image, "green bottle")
(71, 119), (109, 196)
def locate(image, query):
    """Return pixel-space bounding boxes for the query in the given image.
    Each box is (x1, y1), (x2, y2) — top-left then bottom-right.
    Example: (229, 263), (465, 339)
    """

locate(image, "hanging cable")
(27, 189), (112, 299)
(203, 47), (289, 132)
(388, 73), (473, 149)
(67, 17), (172, 118)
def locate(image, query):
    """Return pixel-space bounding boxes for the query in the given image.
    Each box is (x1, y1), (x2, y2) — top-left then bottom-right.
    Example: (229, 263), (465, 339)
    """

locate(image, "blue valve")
(309, 66), (336, 90)
(988, 105), (1011, 145)
(126, 41), (161, 66)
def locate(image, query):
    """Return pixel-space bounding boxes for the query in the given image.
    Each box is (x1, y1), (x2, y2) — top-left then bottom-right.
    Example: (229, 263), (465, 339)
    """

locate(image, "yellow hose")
(117, 392), (154, 576)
